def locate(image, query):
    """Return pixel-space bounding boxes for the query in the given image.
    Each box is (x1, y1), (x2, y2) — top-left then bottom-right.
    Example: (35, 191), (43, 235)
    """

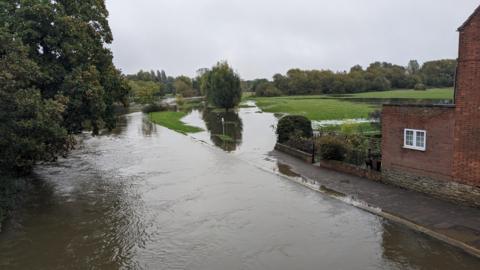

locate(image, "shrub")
(142, 103), (169, 113)
(276, 115), (313, 143)
(175, 94), (185, 106)
(317, 136), (347, 161)
(414, 83), (427, 91)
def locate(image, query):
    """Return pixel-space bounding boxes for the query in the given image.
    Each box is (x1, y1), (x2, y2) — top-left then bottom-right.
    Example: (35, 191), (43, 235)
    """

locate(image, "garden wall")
(275, 143), (312, 163)
(319, 160), (382, 182)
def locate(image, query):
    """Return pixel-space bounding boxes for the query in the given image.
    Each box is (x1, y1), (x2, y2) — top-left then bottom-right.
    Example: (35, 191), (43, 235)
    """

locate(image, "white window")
(404, 129), (426, 151)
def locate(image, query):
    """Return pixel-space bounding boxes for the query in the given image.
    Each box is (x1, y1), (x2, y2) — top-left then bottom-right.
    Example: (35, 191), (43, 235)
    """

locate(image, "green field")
(149, 111), (203, 134)
(251, 88), (454, 121)
(255, 98), (375, 120)
(342, 88), (453, 99)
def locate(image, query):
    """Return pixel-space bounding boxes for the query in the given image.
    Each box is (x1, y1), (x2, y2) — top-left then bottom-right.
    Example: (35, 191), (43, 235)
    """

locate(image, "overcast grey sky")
(106, 0), (479, 80)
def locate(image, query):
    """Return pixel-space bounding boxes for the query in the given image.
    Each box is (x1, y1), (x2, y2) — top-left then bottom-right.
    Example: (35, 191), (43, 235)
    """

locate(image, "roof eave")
(458, 5), (480, 32)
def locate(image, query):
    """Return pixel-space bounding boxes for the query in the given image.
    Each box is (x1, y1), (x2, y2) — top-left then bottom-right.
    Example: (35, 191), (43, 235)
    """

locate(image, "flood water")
(0, 105), (478, 270)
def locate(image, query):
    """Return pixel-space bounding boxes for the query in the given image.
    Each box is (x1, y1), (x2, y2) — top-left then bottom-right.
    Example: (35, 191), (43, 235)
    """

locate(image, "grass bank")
(149, 111), (203, 134)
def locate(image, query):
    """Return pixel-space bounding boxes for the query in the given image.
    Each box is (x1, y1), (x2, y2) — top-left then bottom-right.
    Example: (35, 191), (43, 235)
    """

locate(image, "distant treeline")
(248, 59), (456, 97)
(126, 70), (175, 94)
(128, 59), (456, 100)
(126, 70), (203, 103)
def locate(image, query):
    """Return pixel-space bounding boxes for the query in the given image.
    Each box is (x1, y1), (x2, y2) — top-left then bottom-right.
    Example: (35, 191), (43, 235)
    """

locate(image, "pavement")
(270, 150), (480, 259)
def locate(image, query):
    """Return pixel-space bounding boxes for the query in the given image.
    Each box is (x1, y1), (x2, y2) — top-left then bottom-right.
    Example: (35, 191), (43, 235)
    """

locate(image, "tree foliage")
(201, 62), (242, 110)
(420, 60), (457, 87)
(128, 80), (163, 104)
(0, 28), (72, 174)
(174, 75), (196, 97)
(269, 60), (455, 96)
(254, 81), (282, 97)
(276, 115), (313, 144)
(2, 0), (130, 135)
(1, 0), (129, 174)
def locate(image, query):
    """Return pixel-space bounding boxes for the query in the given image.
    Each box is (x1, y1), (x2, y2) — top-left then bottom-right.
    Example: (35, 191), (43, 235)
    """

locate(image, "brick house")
(381, 7), (480, 207)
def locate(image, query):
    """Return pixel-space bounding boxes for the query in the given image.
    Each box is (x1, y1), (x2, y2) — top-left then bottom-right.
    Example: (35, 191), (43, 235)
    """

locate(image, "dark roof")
(458, 5), (480, 31)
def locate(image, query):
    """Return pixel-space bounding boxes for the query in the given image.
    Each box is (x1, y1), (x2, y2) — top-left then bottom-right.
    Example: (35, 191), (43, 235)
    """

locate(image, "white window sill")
(403, 145), (426, 151)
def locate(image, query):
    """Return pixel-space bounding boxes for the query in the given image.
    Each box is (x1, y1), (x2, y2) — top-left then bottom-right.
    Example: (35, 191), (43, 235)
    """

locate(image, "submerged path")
(0, 112), (478, 269)
(272, 151), (480, 258)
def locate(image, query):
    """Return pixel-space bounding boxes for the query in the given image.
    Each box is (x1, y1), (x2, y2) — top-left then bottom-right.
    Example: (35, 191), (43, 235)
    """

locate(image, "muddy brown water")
(0, 105), (478, 270)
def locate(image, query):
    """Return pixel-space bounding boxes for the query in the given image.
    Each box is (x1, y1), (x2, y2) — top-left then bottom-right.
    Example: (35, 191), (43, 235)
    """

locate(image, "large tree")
(420, 59), (457, 87)
(3, 0), (130, 135)
(0, 0), (129, 174)
(0, 28), (72, 174)
(202, 62), (241, 110)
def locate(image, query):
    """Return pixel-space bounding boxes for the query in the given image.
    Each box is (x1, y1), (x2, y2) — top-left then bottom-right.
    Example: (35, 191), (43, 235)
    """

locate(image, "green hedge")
(276, 115), (313, 143)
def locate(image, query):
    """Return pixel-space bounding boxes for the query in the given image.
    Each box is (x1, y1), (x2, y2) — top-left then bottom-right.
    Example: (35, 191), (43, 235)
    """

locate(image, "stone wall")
(275, 143), (313, 163)
(319, 160), (382, 182)
(383, 168), (480, 208)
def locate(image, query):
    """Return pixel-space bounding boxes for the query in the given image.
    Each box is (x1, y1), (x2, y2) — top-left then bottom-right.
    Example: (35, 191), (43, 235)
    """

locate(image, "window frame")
(403, 129), (427, 151)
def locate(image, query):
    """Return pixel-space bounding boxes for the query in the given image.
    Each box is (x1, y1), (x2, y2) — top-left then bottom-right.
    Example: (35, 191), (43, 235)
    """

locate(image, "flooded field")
(0, 107), (478, 270)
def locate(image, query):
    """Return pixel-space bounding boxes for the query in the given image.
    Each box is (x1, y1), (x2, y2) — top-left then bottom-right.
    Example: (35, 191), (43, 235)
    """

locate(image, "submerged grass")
(149, 111), (203, 134)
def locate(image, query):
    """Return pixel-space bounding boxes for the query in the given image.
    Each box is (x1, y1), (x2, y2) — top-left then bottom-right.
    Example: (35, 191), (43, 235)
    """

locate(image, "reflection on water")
(0, 112), (479, 270)
(141, 116), (157, 137)
(276, 162), (301, 178)
(380, 222), (478, 270)
(202, 109), (243, 152)
(181, 103), (278, 170)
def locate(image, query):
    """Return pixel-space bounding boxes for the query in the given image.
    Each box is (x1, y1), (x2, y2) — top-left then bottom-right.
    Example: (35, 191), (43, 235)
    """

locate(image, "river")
(0, 106), (478, 270)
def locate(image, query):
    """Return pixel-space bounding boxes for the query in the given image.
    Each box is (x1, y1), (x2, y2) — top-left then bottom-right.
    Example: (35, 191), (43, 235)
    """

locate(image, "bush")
(276, 115), (313, 143)
(414, 83), (427, 91)
(317, 136), (347, 161)
(142, 103), (169, 113)
(175, 94), (185, 106)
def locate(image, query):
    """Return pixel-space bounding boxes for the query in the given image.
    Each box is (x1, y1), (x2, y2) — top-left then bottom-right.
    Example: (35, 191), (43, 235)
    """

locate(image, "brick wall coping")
(382, 104), (455, 108)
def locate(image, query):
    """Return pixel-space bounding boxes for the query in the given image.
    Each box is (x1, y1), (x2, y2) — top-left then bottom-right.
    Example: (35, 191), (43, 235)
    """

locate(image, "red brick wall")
(382, 105), (456, 181)
(453, 12), (480, 187)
